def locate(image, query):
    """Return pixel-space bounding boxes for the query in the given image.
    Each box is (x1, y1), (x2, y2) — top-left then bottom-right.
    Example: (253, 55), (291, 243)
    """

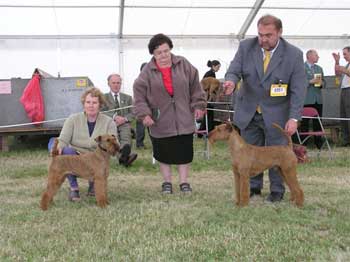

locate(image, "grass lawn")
(0, 135), (349, 261)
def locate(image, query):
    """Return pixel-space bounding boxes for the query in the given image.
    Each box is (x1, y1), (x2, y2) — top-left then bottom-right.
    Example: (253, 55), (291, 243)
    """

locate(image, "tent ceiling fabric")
(1, 0), (350, 38)
(1, 0), (350, 94)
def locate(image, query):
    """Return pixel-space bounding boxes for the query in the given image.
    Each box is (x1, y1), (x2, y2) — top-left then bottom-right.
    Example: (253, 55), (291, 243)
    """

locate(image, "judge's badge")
(270, 84), (288, 97)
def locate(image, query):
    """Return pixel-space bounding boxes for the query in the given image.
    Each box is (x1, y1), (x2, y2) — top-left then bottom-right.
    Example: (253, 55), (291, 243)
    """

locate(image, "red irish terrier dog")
(40, 134), (119, 210)
(201, 77), (221, 102)
(208, 123), (304, 207)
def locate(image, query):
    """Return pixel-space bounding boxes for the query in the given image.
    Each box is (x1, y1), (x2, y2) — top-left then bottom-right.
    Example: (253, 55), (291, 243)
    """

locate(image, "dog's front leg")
(94, 175), (108, 208)
(233, 167), (240, 206)
(104, 169), (109, 205)
(239, 173), (250, 207)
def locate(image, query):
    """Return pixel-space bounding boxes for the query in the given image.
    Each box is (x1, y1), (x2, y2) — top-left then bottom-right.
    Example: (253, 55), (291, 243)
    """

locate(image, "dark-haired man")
(224, 14), (307, 203)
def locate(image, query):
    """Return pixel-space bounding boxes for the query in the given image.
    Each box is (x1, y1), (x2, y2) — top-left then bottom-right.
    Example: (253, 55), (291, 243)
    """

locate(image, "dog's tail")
(272, 123), (293, 148)
(50, 138), (59, 157)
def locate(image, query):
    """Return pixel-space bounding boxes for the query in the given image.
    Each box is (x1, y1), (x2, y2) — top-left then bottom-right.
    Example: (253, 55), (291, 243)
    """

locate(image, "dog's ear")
(94, 135), (102, 143)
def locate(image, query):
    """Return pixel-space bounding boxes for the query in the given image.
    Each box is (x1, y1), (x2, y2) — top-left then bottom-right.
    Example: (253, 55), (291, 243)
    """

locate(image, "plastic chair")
(194, 114), (210, 159)
(296, 107), (333, 159)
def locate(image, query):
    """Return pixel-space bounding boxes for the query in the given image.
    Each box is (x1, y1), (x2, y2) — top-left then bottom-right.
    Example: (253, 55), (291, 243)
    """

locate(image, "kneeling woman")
(133, 33), (206, 194)
(48, 87), (117, 201)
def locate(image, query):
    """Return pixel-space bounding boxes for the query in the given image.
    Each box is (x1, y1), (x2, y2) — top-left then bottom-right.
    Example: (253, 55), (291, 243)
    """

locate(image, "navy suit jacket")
(225, 37), (307, 132)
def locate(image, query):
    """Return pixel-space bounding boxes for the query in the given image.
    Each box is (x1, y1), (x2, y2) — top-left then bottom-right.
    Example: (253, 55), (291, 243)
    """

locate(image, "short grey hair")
(107, 73), (121, 82)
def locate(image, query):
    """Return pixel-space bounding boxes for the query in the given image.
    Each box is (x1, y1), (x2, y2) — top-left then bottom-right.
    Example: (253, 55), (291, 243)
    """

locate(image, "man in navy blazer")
(224, 14), (307, 203)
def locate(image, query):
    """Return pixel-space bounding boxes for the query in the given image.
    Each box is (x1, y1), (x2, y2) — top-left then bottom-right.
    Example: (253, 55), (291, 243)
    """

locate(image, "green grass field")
(0, 135), (349, 261)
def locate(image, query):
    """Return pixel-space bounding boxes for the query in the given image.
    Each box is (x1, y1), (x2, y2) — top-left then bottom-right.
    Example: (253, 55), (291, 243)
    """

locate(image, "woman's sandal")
(68, 190), (81, 202)
(161, 182), (173, 194)
(179, 183), (192, 193)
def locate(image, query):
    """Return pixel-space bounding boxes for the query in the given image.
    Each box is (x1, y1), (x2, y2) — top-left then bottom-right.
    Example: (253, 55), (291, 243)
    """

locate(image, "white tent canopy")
(1, 0), (350, 93)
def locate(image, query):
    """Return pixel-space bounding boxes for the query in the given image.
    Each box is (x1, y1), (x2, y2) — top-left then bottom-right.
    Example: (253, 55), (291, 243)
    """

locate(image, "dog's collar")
(98, 144), (108, 152)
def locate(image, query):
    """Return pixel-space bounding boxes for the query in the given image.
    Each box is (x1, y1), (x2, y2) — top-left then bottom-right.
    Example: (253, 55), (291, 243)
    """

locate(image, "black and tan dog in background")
(200, 77), (221, 102)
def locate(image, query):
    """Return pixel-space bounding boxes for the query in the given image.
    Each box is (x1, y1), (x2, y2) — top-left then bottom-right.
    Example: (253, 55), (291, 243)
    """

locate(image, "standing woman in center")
(133, 33), (206, 194)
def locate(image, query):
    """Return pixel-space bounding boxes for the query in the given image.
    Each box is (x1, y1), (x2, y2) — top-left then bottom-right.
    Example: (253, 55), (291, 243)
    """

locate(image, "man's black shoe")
(120, 144), (131, 157)
(119, 144), (131, 165)
(250, 188), (261, 197)
(125, 153), (137, 167)
(266, 192), (284, 203)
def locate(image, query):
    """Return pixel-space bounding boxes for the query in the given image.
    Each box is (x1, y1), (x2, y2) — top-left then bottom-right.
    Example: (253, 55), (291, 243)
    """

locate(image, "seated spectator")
(48, 87), (118, 202)
(103, 73), (138, 167)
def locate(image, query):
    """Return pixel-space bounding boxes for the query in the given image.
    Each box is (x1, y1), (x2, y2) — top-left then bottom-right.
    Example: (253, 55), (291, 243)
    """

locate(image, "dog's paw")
(40, 193), (50, 211)
(97, 200), (108, 208)
(40, 203), (49, 211)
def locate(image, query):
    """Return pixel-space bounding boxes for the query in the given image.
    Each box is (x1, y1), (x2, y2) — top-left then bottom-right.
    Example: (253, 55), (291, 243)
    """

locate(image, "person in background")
(224, 14), (307, 203)
(301, 49), (325, 149)
(203, 60), (221, 79)
(133, 33), (206, 194)
(103, 74), (138, 166)
(332, 46), (350, 147)
(199, 60), (222, 134)
(135, 62), (148, 149)
(48, 87), (118, 202)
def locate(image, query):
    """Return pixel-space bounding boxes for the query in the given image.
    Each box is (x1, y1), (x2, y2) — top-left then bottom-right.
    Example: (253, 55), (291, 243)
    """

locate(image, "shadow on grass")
(6, 134), (53, 151)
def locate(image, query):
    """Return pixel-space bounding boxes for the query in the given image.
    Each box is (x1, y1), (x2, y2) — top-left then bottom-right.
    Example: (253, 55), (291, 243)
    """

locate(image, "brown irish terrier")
(208, 123), (304, 207)
(40, 134), (119, 211)
(201, 77), (221, 102)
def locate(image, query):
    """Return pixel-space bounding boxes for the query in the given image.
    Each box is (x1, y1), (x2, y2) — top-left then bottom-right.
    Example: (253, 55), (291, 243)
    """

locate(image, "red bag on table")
(20, 73), (45, 124)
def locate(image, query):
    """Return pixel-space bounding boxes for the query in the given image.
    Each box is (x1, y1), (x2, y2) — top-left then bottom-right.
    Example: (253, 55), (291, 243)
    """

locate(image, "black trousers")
(199, 104), (215, 132)
(136, 120), (145, 147)
(340, 88), (350, 144)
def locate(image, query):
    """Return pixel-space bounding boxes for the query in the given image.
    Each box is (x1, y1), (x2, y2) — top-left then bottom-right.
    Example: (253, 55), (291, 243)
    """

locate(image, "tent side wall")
(1, 37), (348, 95)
